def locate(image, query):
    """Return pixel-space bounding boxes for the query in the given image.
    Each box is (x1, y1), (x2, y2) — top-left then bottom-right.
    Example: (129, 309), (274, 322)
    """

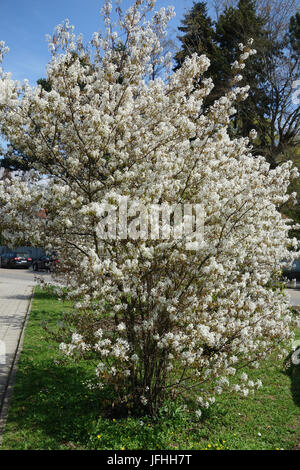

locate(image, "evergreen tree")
(174, 2), (218, 74)
(175, 1), (299, 237)
(0, 146), (33, 172)
(175, 0), (274, 140)
(215, 0), (273, 110)
(288, 12), (300, 56)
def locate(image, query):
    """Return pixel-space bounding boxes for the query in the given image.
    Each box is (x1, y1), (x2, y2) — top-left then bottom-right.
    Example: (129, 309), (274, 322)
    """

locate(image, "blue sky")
(0, 0), (216, 86)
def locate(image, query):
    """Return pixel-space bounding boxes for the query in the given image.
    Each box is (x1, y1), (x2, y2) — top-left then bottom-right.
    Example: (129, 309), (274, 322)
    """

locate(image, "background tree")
(213, 0), (298, 35)
(175, 0), (300, 238)
(175, 0), (299, 160)
(174, 2), (217, 73)
(215, 0), (273, 137)
(288, 11), (300, 54)
(259, 12), (300, 168)
(175, 1), (274, 139)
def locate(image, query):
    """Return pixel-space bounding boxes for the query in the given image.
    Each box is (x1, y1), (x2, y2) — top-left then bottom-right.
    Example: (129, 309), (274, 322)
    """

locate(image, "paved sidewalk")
(0, 276), (34, 413)
(287, 285), (300, 307)
(0, 269), (55, 443)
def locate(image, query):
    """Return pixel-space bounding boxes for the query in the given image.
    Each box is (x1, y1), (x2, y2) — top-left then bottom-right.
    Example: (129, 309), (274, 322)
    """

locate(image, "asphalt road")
(287, 287), (300, 307)
(0, 267), (52, 286)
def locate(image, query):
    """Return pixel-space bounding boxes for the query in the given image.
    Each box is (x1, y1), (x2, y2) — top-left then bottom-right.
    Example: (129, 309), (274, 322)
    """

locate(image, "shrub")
(0, 0), (299, 416)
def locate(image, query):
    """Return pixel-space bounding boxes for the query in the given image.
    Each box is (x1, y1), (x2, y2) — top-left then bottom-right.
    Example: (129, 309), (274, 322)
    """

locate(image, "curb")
(0, 287), (34, 446)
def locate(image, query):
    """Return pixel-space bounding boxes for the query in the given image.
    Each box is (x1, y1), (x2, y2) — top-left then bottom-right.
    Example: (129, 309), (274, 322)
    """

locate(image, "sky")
(0, 0), (216, 86)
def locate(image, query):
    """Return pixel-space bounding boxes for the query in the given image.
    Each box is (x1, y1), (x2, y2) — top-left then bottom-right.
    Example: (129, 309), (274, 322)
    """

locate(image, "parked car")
(282, 259), (300, 281)
(32, 253), (59, 272)
(0, 251), (33, 268)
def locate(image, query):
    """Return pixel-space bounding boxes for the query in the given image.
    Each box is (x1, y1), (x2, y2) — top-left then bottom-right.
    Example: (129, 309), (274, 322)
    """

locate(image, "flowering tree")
(0, 0), (299, 416)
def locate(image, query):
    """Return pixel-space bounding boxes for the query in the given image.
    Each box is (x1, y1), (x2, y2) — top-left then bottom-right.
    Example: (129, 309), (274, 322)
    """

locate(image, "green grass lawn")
(1, 287), (299, 450)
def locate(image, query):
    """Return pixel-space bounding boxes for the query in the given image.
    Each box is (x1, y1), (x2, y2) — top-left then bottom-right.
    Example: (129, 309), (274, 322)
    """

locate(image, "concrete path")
(0, 280), (32, 405)
(287, 282), (300, 307)
(287, 289), (300, 307)
(0, 268), (51, 436)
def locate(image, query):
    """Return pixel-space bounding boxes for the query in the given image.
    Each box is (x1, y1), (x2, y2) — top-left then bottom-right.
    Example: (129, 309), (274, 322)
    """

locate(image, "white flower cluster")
(0, 0), (299, 414)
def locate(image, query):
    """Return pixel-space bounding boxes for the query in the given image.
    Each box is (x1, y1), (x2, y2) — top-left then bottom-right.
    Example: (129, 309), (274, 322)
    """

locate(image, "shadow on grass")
(5, 357), (184, 450)
(3, 289), (189, 449)
(6, 356), (109, 447)
(32, 290), (60, 302)
(284, 353), (300, 408)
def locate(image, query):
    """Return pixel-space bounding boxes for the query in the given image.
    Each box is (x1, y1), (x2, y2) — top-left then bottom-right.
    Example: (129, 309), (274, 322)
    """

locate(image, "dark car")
(282, 259), (300, 281)
(0, 251), (33, 268)
(32, 253), (59, 272)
